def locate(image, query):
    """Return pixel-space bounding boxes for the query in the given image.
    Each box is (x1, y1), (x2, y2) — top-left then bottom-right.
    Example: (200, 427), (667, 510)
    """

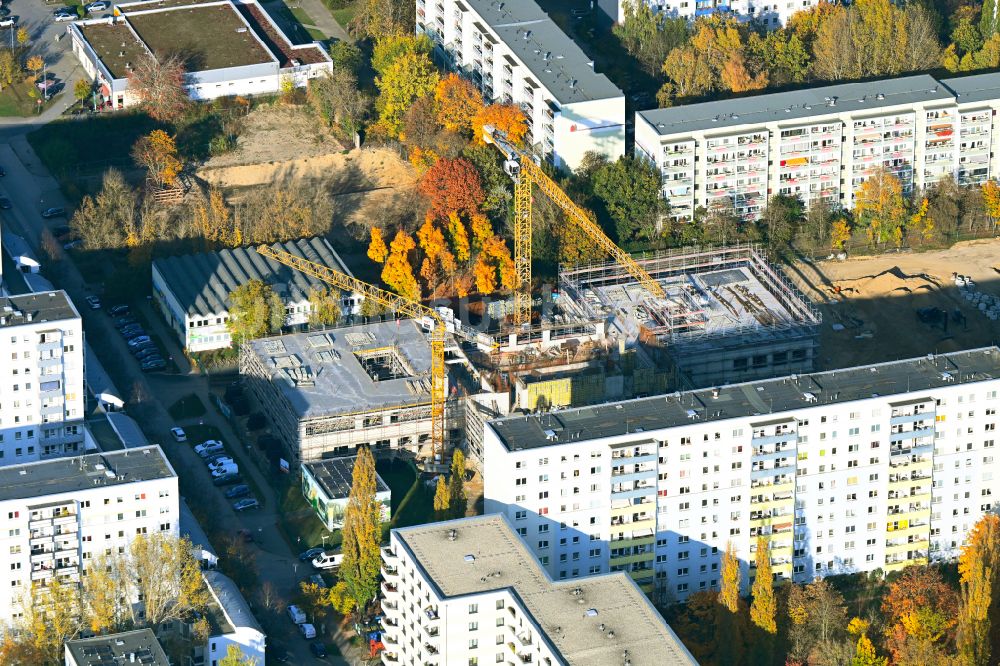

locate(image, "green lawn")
(328, 3), (356, 28)
(377, 459), (434, 530)
(168, 393), (208, 420)
(0, 80), (45, 117)
(289, 5), (317, 26)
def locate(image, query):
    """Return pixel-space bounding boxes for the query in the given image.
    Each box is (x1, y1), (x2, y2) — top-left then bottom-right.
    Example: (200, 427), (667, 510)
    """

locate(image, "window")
(468, 603), (479, 614)
(469, 621), (479, 631)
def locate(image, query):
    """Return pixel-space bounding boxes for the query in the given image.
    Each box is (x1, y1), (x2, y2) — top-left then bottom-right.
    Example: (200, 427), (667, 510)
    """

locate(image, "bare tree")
(128, 53), (189, 122)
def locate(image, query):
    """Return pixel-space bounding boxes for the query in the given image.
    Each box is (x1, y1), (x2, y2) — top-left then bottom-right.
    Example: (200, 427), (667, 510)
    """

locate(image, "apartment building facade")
(380, 515), (697, 666)
(417, 0), (626, 172)
(483, 347), (1000, 601)
(599, 0), (826, 28)
(0, 292), (86, 465)
(636, 73), (1000, 222)
(0, 446), (178, 624)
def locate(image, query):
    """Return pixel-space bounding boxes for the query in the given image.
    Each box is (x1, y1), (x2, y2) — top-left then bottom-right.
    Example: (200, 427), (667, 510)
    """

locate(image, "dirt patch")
(792, 238), (1000, 369)
(205, 105), (348, 167)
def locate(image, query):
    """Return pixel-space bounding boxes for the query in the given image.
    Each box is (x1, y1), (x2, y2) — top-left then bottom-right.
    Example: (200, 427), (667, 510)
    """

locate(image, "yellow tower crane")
(256, 245), (448, 463)
(482, 125), (666, 328)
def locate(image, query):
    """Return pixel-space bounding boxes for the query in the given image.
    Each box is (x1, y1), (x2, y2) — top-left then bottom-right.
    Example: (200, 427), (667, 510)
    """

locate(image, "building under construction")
(558, 244), (821, 389)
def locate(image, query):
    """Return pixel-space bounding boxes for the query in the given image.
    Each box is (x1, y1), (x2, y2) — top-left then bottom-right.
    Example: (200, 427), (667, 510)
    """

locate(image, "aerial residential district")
(0, 0), (1000, 663)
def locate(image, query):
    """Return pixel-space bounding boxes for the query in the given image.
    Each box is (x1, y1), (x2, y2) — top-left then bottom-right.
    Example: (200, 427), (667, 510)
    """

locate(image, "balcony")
(424, 624), (440, 638)
(381, 581), (398, 596)
(383, 566), (399, 579)
(424, 606), (439, 621)
(381, 653), (399, 663)
(424, 643), (439, 655)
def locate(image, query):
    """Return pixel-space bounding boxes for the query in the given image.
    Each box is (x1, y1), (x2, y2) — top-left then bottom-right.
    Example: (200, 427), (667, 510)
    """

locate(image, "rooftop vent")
(876, 92), (885, 100)
(585, 608), (598, 617)
(447, 529), (458, 541)
(464, 554), (476, 563)
(236, 27), (247, 33)
(802, 392), (817, 403)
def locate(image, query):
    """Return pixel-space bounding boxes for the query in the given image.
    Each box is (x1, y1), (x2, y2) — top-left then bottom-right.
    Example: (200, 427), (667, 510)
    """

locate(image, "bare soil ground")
(196, 105), (420, 243)
(791, 239), (1000, 370)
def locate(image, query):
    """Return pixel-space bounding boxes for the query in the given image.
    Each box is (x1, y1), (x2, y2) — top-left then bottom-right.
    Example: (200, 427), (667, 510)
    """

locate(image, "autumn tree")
(470, 213), (494, 252)
(128, 53), (189, 122)
(881, 566), (959, 664)
(193, 188), (237, 247)
(132, 130), (183, 188)
(830, 217), (852, 250)
(0, 50), (17, 91)
(715, 541), (744, 665)
(472, 104), (528, 146)
(372, 35), (438, 137)
(227, 279), (286, 342)
(448, 449), (468, 519)
(3, 576), (83, 665)
(849, 618), (888, 666)
(381, 230), (420, 302)
(446, 212), (471, 262)
(473, 235), (516, 294)
(982, 180), (1000, 232)
(435, 73), (484, 135)
(613, 0), (688, 75)
(308, 285), (341, 327)
(218, 644), (258, 666)
(339, 446), (383, 615)
(71, 168), (138, 250)
(958, 514), (1000, 666)
(854, 168), (907, 247)
(788, 578), (849, 663)
(433, 474), (450, 520)
(368, 226), (389, 263)
(308, 68), (372, 136)
(299, 580), (356, 621)
(74, 79), (92, 103)
(419, 157), (485, 219)
(750, 536), (777, 662)
(352, 0), (413, 39)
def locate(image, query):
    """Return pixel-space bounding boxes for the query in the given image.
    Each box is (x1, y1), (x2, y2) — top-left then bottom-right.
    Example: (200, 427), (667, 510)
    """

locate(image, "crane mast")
(483, 125), (666, 328)
(256, 245), (447, 462)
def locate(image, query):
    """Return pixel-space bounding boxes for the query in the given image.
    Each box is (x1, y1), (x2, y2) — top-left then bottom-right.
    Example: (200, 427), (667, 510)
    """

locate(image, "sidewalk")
(280, 0), (350, 42)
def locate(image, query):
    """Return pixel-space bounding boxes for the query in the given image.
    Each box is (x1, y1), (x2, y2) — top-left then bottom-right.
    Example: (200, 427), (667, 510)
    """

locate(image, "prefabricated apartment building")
(69, 0), (331, 110)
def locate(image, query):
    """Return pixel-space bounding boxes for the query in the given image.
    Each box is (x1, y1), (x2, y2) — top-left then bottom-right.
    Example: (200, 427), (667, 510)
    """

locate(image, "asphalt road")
(0, 139), (357, 666)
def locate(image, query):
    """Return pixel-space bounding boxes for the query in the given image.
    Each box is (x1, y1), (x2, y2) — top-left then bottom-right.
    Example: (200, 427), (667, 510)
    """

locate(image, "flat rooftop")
(395, 515), (696, 666)
(490, 346), (1000, 451)
(203, 569), (262, 635)
(66, 629), (169, 666)
(0, 446), (175, 502)
(305, 456), (390, 499)
(76, 21), (149, 80)
(244, 320), (434, 420)
(464, 0), (622, 105)
(0, 290), (78, 328)
(638, 74), (951, 136)
(125, 3), (275, 71)
(941, 71), (1000, 104)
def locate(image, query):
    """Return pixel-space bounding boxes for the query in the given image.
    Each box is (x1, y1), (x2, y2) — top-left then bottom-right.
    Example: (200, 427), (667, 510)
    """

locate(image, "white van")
(311, 551), (343, 570)
(287, 604), (306, 625)
(299, 623), (317, 639)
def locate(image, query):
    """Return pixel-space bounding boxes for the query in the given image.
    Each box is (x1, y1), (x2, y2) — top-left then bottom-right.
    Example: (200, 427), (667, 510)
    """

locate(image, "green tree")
(447, 449), (467, 520)
(308, 285), (341, 327)
(339, 446), (383, 615)
(760, 194), (802, 255)
(74, 79), (92, 102)
(226, 279), (286, 342)
(433, 474), (450, 520)
(613, 0), (688, 75)
(750, 536), (776, 663)
(328, 41), (363, 75)
(592, 156), (667, 245)
(372, 36), (438, 137)
(983, 0), (999, 41)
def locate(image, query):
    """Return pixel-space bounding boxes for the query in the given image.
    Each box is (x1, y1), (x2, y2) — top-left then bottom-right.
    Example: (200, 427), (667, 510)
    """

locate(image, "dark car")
(0, 197), (10, 210)
(224, 484), (250, 499)
(134, 348), (161, 361)
(41, 207), (65, 219)
(141, 360), (167, 372)
(130, 341), (156, 354)
(310, 642), (328, 659)
(109, 304), (130, 316)
(299, 547), (325, 562)
(212, 472), (243, 486)
(120, 325), (144, 337)
(114, 316), (137, 329)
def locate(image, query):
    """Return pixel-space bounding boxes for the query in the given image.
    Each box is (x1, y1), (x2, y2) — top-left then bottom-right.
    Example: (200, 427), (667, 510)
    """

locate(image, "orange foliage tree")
(881, 566), (959, 662)
(473, 235), (516, 294)
(434, 73), (484, 135)
(957, 514), (1000, 666)
(416, 217), (457, 292)
(381, 230), (420, 301)
(131, 130), (183, 188)
(418, 157), (485, 219)
(367, 226), (388, 263)
(472, 104), (528, 146)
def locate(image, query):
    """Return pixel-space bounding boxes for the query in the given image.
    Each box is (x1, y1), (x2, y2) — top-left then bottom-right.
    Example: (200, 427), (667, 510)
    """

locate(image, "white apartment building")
(380, 514), (697, 666)
(635, 73), (1000, 222)
(0, 292), (86, 464)
(483, 347), (1000, 601)
(601, 0), (823, 28)
(417, 0), (626, 172)
(0, 446), (178, 624)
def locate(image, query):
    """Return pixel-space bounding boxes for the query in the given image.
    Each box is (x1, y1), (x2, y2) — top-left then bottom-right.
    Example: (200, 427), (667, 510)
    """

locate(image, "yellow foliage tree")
(472, 104), (528, 146)
(132, 129), (183, 188)
(473, 253), (497, 294)
(830, 217), (851, 250)
(368, 226), (388, 263)
(750, 536), (777, 635)
(470, 213), (493, 252)
(373, 37), (438, 137)
(381, 230), (420, 301)
(854, 168), (906, 247)
(447, 212), (471, 262)
(957, 514), (1000, 666)
(719, 541), (740, 614)
(434, 73), (484, 134)
(982, 180), (1000, 232)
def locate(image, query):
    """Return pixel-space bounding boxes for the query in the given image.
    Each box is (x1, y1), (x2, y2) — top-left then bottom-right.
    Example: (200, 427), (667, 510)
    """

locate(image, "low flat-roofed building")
(68, 0), (331, 110)
(302, 457), (391, 530)
(382, 514), (697, 665)
(152, 237), (362, 352)
(240, 320), (441, 462)
(65, 629), (170, 666)
(202, 569), (266, 666)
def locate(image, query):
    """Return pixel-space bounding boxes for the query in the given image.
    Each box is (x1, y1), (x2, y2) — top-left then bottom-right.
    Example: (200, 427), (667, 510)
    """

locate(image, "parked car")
(113, 315), (137, 329)
(194, 440), (224, 457)
(134, 348), (162, 362)
(310, 642), (327, 659)
(120, 325), (144, 337)
(53, 11), (74, 21)
(86, 1), (109, 10)
(169, 427), (187, 443)
(204, 453), (233, 466)
(224, 484), (250, 499)
(298, 547), (324, 562)
(232, 498), (260, 512)
(287, 605), (307, 625)
(299, 623), (316, 639)
(109, 304), (130, 316)
(309, 573), (327, 589)
(311, 551), (343, 570)
(0, 18), (16, 28)
(129, 341), (156, 354)
(212, 473), (242, 486)
(0, 197), (11, 209)
(85, 296), (101, 310)
(140, 360), (166, 372)
(209, 460), (237, 475)
(41, 207), (66, 218)
(126, 334), (151, 346)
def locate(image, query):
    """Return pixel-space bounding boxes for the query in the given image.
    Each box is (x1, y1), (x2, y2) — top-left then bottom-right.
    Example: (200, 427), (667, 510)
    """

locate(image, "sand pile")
(826, 267), (941, 299)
